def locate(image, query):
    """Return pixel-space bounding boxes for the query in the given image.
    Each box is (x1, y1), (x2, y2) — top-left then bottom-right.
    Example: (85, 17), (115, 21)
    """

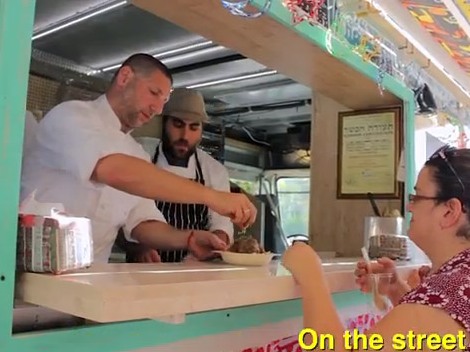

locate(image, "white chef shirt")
(141, 140), (234, 243)
(20, 95), (166, 263)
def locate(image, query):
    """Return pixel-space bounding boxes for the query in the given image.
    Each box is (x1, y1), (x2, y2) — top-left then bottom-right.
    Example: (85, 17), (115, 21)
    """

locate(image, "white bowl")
(214, 251), (276, 266)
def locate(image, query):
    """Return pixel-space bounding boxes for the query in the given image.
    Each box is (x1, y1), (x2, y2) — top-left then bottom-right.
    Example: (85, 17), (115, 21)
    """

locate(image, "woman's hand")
(406, 265), (431, 288)
(355, 257), (412, 305)
(355, 257), (397, 293)
(282, 242), (322, 287)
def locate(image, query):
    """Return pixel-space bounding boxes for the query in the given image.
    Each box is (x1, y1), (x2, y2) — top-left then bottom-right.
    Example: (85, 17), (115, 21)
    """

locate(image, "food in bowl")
(214, 236), (275, 266)
(229, 236), (264, 254)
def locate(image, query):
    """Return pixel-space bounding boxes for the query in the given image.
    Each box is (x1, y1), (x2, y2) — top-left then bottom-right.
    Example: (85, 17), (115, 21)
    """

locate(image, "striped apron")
(153, 145), (210, 262)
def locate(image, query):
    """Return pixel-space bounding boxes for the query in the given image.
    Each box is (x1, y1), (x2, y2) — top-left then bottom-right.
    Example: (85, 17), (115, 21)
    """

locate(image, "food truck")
(2, 0), (469, 351)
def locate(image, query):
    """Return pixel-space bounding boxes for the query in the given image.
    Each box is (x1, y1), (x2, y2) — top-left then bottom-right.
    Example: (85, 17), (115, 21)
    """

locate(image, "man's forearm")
(131, 221), (191, 250)
(92, 154), (216, 204)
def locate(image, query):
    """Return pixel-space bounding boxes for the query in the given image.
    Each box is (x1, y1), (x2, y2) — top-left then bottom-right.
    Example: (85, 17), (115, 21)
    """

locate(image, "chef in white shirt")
(118, 88), (234, 263)
(20, 53), (256, 264)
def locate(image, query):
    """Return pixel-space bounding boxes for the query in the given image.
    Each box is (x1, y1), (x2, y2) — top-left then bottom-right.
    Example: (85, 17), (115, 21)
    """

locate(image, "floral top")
(399, 248), (470, 334)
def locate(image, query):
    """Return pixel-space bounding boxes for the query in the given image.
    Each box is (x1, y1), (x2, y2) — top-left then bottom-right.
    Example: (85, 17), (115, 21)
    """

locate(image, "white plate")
(213, 251), (276, 266)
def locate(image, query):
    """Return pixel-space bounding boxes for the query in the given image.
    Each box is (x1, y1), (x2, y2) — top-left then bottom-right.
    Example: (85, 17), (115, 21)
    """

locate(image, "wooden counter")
(15, 258), (426, 324)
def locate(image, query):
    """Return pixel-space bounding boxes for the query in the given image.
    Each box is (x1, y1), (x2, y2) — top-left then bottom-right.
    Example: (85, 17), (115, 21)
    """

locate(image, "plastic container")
(362, 273), (394, 313)
(364, 216), (408, 260)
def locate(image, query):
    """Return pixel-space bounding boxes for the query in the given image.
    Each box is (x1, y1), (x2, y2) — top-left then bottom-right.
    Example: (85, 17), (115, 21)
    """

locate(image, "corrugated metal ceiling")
(31, 0), (312, 139)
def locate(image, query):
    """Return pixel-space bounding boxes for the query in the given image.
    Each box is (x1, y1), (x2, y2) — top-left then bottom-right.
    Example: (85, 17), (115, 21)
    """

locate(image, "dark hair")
(425, 146), (470, 238)
(111, 53), (173, 84)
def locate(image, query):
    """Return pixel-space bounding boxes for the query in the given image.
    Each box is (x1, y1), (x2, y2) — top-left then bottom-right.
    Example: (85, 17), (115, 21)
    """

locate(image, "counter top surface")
(16, 257), (427, 323)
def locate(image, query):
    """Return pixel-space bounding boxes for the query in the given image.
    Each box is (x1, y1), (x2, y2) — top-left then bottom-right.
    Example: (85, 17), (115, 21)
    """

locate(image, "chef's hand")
(188, 230), (228, 261)
(282, 242), (322, 287)
(131, 248), (161, 263)
(206, 190), (257, 229)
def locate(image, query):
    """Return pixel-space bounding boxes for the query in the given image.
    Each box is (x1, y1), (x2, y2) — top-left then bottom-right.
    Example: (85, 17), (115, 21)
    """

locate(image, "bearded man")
(121, 88), (234, 263)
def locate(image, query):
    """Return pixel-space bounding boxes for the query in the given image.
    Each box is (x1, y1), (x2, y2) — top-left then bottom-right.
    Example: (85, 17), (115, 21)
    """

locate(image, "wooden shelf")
(131, 0), (403, 109)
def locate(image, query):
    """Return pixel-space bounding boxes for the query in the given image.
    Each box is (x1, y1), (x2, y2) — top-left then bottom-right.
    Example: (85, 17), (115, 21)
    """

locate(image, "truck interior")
(29, 0), (313, 256)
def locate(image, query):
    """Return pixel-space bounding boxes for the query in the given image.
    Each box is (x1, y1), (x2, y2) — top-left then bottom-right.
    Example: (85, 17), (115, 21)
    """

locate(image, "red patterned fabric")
(344, 313), (384, 334)
(241, 336), (301, 352)
(400, 248), (470, 334)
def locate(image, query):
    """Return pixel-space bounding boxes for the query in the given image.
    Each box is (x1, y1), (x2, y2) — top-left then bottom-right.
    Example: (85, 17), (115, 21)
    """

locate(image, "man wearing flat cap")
(124, 88), (234, 263)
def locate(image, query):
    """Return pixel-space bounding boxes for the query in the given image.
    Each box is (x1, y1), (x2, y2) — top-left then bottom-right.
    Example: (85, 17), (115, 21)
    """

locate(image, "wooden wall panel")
(309, 94), (401, 257)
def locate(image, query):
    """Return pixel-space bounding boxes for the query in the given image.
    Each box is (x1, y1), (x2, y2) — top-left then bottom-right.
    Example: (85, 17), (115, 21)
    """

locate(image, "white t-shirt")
(138, 138), (234, 242)
(20, 95), (166, 263)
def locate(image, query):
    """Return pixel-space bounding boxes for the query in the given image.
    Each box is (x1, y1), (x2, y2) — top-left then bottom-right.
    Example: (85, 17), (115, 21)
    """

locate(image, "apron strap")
(152, 142), (160, 164)
(152, 146), (209, 263)
(194, 150), (205, 185)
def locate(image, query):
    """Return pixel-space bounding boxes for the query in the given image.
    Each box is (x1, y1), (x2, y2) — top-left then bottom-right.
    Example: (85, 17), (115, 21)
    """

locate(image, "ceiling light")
(32, 0), (128, 41)
(159, 46), (229, 66)
(99, 41), (214, 72)
(185, 70), (278, 89)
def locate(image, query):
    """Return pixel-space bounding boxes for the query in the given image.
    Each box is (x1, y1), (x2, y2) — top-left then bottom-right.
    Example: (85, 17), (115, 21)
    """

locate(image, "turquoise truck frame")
(0, 1), (415, 351)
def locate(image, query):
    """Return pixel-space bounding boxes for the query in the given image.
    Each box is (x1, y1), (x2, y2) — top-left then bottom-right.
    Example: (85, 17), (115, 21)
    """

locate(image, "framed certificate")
(337, 106), (402, 199)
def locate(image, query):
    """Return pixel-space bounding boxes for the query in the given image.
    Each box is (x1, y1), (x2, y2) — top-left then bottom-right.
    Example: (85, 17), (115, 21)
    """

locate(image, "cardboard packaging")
(17, 212), (93, 275)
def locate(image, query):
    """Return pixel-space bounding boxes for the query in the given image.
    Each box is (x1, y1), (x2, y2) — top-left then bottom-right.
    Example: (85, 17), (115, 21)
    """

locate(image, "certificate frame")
(337, 106), (402, 199)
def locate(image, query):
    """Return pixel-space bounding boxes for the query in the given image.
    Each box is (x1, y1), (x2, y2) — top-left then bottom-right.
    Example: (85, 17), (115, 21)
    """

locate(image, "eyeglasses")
(408, 193), (467, 213)
(408, 194), (444, 203)
(429, 145), (465, 195)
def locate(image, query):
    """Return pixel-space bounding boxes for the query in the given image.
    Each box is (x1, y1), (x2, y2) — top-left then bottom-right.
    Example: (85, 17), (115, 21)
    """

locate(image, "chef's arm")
(130, 220), (191, 250)
(91, 154), (215, 204)
(117, 228), (229, 257)
(212, 229), (230, 245)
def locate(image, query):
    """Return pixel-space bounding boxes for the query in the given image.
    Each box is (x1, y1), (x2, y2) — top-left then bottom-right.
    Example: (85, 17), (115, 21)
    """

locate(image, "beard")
(123, 110), (140, 129)
(161, 133), (198, 166)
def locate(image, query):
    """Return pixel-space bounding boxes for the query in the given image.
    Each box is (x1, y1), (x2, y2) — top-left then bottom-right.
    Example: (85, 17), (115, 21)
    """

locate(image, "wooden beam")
(131, 0), (400, 109)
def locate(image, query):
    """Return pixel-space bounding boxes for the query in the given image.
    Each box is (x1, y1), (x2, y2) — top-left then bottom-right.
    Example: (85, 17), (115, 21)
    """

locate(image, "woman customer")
(282, 145), (470, 351)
